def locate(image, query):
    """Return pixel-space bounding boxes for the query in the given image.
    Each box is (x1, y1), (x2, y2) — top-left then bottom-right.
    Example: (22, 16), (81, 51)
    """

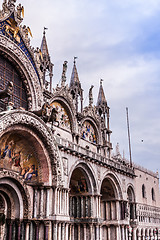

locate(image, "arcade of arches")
(0, 1), (160, 239)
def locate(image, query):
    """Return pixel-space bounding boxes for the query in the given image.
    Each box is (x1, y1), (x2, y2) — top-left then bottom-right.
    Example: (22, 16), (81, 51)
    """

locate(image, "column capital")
(44, 220), (51, 227)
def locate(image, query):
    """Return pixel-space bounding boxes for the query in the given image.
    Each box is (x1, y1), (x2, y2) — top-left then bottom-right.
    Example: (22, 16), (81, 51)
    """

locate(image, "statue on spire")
(89, 85), (94, 107)
(61, 61), (68, 87)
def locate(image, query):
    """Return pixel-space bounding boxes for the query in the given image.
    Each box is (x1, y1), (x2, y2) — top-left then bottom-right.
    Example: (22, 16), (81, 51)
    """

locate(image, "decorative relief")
(50, 101), (70, 131)
(62, 157), (68, 176)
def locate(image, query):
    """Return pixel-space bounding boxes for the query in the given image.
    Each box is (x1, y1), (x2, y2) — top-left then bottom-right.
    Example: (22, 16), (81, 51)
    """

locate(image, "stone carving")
(0, 34), (43, 109)
(61, 61), (68, 87)
(0, 0), (16, 19)
(0, 81), (13, 101)
(89, 85), (94, 106)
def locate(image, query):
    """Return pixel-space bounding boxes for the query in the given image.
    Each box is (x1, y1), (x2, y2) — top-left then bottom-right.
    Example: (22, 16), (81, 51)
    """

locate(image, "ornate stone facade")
(0, 1), (160, 240)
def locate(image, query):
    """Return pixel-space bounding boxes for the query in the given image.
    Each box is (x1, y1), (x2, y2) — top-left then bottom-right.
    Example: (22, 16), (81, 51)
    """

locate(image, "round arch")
(49, 95), (77, 133)
(127, 184), (136, 202)
(100, 171), (123, 199)
(0, 176), (30, 219)
(68, 161), (98, 195)
(0, 34), (43, 110)
(80, 117), (100, 144)
(0, 110), (64, 186)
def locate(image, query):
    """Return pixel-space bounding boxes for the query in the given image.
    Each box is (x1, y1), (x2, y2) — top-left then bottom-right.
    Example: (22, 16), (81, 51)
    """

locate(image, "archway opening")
(69, 167), (92, 219)
(127, 187), (136, 221)
(0, 177), (29, 240)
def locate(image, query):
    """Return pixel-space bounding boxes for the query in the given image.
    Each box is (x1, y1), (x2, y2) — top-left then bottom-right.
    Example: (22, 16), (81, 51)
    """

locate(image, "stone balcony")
(55, 136), (135, 177)
(137, 203), (160, 226)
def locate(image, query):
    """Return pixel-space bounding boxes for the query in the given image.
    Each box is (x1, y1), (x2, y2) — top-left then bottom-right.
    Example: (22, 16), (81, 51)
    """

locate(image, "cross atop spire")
(70, 57), (80, 88)
(40, 27), (49, 57)
(97, 79), (107, 107)
(69, 57), (83, 112)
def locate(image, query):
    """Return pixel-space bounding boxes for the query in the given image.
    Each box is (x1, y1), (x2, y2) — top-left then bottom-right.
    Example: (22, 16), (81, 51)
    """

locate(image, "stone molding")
(0, 34), (43, 109)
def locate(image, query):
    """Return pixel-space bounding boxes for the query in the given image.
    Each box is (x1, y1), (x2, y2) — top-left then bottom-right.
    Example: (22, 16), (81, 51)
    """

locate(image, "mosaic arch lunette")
(0, 132), (39, 182)
(81, 120), (97, 144)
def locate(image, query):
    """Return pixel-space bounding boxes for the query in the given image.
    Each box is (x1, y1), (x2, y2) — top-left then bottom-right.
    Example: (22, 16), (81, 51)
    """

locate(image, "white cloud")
(16, 0), (160, 172)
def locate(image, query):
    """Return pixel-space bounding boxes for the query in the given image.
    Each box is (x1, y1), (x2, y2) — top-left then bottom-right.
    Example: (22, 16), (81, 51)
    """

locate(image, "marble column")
(57, 189), (60, 215)
(35, 221), (40, 240)
(34, 187), (38, 218)
(40, 187), (44, 218)
(100, 225), (102, 240)
(65, 223), (69, 240)
(98, 196), (101, 218)
(78, 224), (81, 240)
(116, 226), (121, 240)
(25, 221), (30, 240)
(84, 224), (87, 240)
(108, 227), (111, 240)
(146, 228), (150, 240)
(17, 220), (21, 240)
(64, 190), (67, 215)
(53, 223), (58, 240)
(96, 225), (99, 240)
(125, 226), (128, 240)
(54, 188), (57, 215)
(46, 188), (50, 218)
(81, 197), (84, 218)
(116, 201), (120, 220)
(77, 197), (80, 218)
(8, 220), (13, 240)
(141, 228), (145, 240)
(66, 190), (69, 216)
(121, 225), (125, 240)
(62, 223), (65, 240)
(69, 224), (72, 240)
(137, 228), (141, 240)
(71, 225), (74, 240)
(58, 223), (61, 240)
(150, 229), (154, 240)
(90, 196), (93, 217)
(90, 224), (93, 240)
(59, 189), (62, 214)
(132, 227), (137, 240)
(86, 197), (88, 217)
(128, 226), (132, 240)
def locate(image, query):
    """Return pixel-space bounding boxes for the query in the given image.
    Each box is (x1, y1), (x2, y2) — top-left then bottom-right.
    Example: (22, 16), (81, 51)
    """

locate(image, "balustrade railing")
(55, 136), (135, 176)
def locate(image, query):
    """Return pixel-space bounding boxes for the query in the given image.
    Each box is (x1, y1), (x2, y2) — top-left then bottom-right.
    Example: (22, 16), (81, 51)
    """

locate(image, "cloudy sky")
(18, 0), (160, 172)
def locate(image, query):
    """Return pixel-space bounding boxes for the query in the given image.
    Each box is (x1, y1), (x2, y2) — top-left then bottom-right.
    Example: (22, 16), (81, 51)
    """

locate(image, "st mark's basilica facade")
(0, 1), (160, 240)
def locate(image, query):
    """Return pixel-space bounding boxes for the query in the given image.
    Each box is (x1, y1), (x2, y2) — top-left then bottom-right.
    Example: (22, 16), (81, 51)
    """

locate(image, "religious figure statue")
(16, 3), (24, 22)
(89, 85), (94, 106)
(0, 81), (13, 102)
(61, 61), (68, 87)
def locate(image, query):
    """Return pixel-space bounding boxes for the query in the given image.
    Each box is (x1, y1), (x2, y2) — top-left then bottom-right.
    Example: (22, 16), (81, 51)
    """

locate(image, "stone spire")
(61, 61), (68, 87)
(40, 27), (53, 92)
(40, 28), (49, 57)
(70, 57), (83, 113)
(70, 57), (80, 88)
(89, 85), (94, 107)
(97, 79), (107, 107)
(97, 79), (112, 158)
